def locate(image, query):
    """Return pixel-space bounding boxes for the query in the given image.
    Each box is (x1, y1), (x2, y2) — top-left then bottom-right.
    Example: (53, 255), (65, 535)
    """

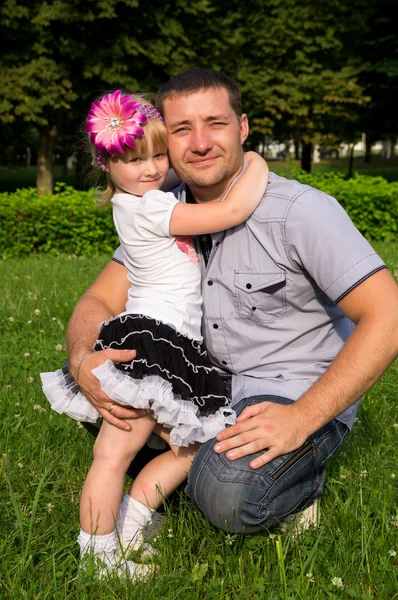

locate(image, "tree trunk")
(347, 144), (354, 179)
(36, 125), (58, 195)
(301, 141), (312, 173)
(364, 133), (372, 164)
(294, 139), (300, 161)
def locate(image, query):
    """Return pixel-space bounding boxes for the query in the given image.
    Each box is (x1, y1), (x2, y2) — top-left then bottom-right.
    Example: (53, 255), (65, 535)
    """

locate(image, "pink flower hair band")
(85, 90), (164, 171)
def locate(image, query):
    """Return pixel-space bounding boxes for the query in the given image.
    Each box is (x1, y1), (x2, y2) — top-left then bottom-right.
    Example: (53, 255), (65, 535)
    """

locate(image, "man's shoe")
(281, 498), (320, 540)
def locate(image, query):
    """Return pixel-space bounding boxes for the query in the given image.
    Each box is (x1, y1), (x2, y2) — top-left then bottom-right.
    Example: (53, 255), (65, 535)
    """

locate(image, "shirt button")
(246, 283), (252, 289)
(215, 241), (220, 247)
(213, 323), (219, 329)
(207, 280), (213, 286)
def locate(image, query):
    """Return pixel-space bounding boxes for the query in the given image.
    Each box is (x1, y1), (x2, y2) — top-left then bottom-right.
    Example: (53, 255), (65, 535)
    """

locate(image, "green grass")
(0, 157), (398, 193)
(1, 251), (397, 599)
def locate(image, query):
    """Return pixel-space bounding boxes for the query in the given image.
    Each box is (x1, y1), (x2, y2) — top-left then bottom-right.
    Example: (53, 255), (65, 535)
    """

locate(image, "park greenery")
(1, 248), (397, 599)
(0, 172), (397, 259)
(0, 0), (397, 193)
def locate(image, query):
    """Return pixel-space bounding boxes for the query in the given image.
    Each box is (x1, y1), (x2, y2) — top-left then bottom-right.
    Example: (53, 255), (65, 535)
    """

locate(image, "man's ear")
(239, 114), (249, 145)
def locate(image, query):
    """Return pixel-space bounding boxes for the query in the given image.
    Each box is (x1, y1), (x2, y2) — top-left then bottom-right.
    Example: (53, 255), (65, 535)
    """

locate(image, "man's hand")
(72, 349), (147, 431)
(213, 402), (310, 469)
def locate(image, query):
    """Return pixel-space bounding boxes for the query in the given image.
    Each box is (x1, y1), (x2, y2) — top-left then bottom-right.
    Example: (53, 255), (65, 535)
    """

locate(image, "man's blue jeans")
(185, 395), (349, 533)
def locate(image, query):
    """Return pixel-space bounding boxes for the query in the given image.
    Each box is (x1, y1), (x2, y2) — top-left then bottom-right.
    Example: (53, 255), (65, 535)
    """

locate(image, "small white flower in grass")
(27, 377), (34, 384)
(332, 577), (344, 588)
(389, 549), (397, 557)
(15, 402), (20, 406)
(6, 385), (11, 391)
(393, 424), (398, 430)
(44, 503), (54, 513)
(28, 291), (32, 297)
(33, 404), (46, 413)
(18, 462), (23, 468)
(167, 528), (174, 538)
(305, 572), (314, 583)
(27, 320), (32, 324)
(52, 317), (57, 321)
(77, 422), (84, 429)
(24, 352), (30, 358)
(25, 275), (31, 279)
(360, 470), (368, 478)
(14, 414), (21, 419)
(34, 309), (40, 316)
(8, 317), (14, 322)
(355, 418), (361, 424)
(225, 533), (235, 546)
(391, 516), (398, 527)
(391, 474), (396, 479)
(55, 344), (63, 351)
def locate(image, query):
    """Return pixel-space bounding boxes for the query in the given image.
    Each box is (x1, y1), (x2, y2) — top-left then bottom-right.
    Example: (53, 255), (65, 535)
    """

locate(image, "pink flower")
(85, 90), (148, 156)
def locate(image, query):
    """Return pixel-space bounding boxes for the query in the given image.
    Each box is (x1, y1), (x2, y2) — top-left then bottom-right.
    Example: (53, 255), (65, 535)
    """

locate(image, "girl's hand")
(71, 349), (147, 430)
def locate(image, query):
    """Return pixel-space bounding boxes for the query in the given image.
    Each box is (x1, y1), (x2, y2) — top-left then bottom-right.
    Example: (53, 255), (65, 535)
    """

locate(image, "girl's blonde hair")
(89, 93), (168, 205)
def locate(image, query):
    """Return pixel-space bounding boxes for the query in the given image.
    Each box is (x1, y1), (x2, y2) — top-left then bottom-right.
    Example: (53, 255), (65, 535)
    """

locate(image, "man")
(68, 68), (398, 533)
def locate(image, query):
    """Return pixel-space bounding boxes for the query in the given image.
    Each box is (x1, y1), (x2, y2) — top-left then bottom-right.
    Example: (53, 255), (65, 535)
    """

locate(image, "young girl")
(41, 90), (269, 578)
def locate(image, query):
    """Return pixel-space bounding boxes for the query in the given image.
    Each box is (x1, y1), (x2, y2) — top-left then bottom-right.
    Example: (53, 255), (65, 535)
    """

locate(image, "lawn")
(1, 247), (397, 599)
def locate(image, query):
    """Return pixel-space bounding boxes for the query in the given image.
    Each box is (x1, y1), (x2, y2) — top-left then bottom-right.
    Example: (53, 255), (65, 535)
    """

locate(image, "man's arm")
(214, 268), (398, 468)
(67, 260), (147, 431)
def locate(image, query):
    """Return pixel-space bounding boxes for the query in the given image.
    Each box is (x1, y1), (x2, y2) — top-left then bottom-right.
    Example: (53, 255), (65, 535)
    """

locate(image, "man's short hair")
(155, 68), (242, 119)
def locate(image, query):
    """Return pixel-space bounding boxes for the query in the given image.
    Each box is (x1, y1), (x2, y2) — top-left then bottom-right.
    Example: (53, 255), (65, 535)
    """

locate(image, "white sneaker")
(281, 499), (320, 540)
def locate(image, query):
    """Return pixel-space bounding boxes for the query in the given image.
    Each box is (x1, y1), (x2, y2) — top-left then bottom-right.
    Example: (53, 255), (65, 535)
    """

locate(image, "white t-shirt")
(112, 191), (203, 341)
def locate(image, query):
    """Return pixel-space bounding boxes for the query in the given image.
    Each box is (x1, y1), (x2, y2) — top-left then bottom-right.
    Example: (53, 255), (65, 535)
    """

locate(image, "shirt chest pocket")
(234, 271), (287, 323)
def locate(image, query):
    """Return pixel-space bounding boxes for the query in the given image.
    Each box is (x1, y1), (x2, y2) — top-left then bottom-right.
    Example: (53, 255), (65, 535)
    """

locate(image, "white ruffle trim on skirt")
(92, 360), (235, 446)
(40, 370), (100, 424)
(40, 361), (235, 446)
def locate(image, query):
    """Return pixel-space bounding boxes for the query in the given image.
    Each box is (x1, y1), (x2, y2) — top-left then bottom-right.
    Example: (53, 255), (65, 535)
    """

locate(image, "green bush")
(291, 169), (398, 242)
(0, 184), (118, 257)
(0, 174), (397, 257)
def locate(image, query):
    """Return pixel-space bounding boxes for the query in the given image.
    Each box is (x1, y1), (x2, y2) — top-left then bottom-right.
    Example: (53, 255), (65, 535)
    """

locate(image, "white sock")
(77, 529), (117, 571)
(117, 495), (154, 551)
(77, 527), (155, 579)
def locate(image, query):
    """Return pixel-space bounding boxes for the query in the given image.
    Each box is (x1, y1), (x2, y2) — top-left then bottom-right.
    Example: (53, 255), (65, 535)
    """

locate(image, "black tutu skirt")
(41, 314), (235, 446)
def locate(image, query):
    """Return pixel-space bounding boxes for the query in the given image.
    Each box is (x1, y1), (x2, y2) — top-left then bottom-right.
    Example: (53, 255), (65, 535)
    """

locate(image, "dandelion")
(24, 352), (30, 358)
(391, 516), (398, 527)
(332, 577), (344, 588)
(44, 503), (55, 513)
(8, 317), (14, 322)
(360, 470), (368, 478)
(389, 549), (397, 557)
(34, 309), (40, 316)
(55, 344), (63, 351)
(27, 377), (34, 384)
(33, 404), (46, 413)
(27, 320), (32, 324)
(305, 572), (315, 583)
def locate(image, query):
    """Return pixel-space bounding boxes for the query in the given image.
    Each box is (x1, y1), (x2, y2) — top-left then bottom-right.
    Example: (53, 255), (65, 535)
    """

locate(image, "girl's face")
(109, 138), (169, 197)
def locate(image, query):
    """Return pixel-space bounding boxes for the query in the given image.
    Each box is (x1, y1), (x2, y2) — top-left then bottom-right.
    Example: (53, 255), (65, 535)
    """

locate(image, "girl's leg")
(80, 415), (156, 535)
(117, 441), (198, 551)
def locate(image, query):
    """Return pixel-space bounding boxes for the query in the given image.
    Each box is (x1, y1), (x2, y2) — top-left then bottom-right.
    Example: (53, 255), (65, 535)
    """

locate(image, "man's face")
(163, 88), (248, 199)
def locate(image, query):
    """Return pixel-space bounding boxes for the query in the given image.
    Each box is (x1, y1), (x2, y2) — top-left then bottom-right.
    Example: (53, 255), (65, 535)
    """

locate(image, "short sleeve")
(135, 190), (179, 237)
(285, 188), (385, 303)
(112, 246), (124, 264)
